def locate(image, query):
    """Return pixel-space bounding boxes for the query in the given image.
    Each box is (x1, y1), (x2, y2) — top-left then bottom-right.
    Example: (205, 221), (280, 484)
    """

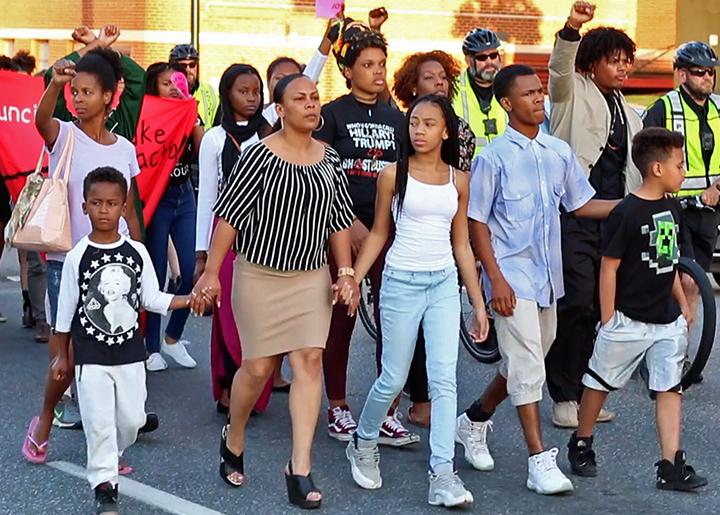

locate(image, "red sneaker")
(328, 405), (357, 442)
(379, 408), (420, 447)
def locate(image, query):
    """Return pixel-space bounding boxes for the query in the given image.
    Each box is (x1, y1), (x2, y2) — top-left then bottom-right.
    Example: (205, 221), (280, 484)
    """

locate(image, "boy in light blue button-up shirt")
(454, 64), (618, 496)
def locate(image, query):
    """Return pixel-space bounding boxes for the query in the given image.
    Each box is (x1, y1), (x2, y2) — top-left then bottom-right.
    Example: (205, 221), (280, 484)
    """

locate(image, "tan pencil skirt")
(230, 255), (332, 360)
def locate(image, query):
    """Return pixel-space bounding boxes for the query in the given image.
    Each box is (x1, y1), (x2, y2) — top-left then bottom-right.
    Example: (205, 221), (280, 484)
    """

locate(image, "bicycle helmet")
(673, 41), (719, 69)
(169, 44), (199, 62)
(462, 28), (501, 55)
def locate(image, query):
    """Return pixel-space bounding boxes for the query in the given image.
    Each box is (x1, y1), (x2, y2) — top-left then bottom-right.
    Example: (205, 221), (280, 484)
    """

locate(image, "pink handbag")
(11, 128), (75, 252)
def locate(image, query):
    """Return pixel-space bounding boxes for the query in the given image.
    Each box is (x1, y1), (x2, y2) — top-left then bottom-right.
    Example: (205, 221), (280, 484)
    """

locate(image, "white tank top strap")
(449, 165), (455, 186)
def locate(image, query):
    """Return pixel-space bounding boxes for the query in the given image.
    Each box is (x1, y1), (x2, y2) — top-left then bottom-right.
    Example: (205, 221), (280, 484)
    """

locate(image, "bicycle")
(677, 256), (716, 389)
(357, 276), (502, 364)
(358, 255), (714, 381)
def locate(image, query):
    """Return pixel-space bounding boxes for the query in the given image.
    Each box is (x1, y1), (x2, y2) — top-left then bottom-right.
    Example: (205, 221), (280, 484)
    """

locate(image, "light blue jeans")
(356, 265), (460, 472)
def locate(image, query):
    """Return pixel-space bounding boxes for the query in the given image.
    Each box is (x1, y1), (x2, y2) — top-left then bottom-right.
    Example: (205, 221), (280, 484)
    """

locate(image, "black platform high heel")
(219, 425), (244, 487)
(285, 460), (322, 510)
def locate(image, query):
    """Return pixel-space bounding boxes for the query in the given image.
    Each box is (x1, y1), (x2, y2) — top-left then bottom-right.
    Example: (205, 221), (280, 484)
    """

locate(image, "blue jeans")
(47, 260), (64, 328)
(356, 265), (460, 472)
(145, 181), (197, 353)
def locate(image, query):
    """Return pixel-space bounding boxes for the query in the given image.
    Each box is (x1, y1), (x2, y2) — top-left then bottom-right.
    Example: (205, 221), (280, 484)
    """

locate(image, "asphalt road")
(1, 250), (719, 515)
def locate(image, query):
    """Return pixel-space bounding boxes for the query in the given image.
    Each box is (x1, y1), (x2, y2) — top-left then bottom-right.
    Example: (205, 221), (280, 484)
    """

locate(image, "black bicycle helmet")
(462, 28), (501, 55)
(169, 44), (199, 62)
(674, 41), (719, 69)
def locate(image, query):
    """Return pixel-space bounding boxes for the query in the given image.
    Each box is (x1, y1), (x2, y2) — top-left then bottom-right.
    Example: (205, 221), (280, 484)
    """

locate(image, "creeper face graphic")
(640, 211), (679, 274)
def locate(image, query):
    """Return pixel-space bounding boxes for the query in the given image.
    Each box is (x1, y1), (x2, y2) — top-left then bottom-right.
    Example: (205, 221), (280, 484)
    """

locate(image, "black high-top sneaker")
(94, 482), (119, 514)
(655, 450), (708, 491)
(567, 431), (597, 477)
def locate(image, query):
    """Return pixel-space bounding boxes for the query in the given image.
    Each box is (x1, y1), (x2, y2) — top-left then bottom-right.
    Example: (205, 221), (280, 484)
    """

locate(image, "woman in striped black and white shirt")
(192, 73), (357, 509)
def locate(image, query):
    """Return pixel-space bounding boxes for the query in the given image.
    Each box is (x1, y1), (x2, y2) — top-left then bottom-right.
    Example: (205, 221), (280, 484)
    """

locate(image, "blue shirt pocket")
(501, 189), (535, 222)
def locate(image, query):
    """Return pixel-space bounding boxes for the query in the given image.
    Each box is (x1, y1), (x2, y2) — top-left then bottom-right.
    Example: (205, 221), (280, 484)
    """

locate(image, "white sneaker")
(161, 340), (197, 368)
(146, 352), (168, 372)
(455, 413), (494, 471)
(552, 401), (579, 428)
(428, 469), (474, 507)
(526, 448), (574, 495)
(346, 435), (382, 489)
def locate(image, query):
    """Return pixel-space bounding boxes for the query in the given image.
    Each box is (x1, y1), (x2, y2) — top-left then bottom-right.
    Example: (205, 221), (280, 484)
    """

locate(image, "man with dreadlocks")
(545, 1), (643, 429)
(314, 20), (421, 449)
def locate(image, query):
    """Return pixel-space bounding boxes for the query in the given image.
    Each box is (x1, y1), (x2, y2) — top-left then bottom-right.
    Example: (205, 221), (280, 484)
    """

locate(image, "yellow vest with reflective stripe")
(194, 82), (220, 127)
(661, 89), (720, 197)
(452, 71), (507, 155)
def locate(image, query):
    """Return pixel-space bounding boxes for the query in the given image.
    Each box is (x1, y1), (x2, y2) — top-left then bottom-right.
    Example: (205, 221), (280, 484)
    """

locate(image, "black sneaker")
(138, 412), (159, 434)
(656, 450), (707, 491)
(567, 431), (597, 477)
(94, 482), (118, 514)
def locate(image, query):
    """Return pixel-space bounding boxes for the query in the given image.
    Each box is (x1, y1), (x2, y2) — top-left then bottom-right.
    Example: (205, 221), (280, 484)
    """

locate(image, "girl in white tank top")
(348, 95), (489, 507)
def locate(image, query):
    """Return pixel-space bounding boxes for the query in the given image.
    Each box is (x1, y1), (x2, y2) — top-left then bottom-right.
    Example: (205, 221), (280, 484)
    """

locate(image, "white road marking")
(47, 460), (227, 515)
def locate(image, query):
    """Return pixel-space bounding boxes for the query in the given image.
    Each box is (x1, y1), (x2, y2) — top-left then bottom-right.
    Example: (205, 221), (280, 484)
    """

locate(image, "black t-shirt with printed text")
(602, 195), (683, 324)
(315, 94), (404, 229)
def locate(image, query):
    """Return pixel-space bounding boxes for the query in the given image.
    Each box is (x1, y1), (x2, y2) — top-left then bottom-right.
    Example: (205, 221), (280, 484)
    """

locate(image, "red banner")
(134, 96), (197, 223)
(0, 71), (46, 202)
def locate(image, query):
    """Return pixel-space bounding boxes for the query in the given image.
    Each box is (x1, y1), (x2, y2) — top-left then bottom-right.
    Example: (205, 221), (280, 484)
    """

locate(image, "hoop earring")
(315, 115), (325, 132)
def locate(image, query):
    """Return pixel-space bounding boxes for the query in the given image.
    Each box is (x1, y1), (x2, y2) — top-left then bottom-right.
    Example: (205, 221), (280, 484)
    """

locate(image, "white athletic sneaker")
(346, 435), (382, 489)
(161, 340), (197, 368)
(428, 469), (474, 507)
(552, 401), (579, 428)
(146, 352), (168, 372)
(455, 413), (494, 471)
(553, 401), (616, 428)
(526, 448), (574, 495)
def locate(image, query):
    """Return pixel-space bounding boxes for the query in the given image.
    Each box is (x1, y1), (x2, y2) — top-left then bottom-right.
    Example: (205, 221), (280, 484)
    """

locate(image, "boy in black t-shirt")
(50, 168), (193, 514)
(567, 128), (707, 491)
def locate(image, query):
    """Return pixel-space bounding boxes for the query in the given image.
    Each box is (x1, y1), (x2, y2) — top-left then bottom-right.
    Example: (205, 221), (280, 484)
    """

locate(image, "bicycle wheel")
(358, 276), (378, 341)
(678, 257), (716, 390)
(459, 284), (501, 364)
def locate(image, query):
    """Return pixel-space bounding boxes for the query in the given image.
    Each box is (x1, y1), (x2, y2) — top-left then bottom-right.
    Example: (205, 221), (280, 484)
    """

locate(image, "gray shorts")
(583, 311), (688, 393)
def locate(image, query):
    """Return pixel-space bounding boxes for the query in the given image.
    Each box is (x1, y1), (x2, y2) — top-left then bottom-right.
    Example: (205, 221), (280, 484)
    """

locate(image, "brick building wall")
(3, 0), (677, 101)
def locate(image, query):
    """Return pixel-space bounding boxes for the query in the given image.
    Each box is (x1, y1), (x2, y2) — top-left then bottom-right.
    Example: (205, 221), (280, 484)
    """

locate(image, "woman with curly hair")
(393, 51), (476, 182)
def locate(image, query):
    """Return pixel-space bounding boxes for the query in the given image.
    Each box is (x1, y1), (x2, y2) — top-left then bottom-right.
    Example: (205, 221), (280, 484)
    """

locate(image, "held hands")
(332, 276), (360, 316)
(72, 26), (97, 45)
(51, 59), (76, 84)
(490, 274), (516, 317)
(190, 272), (221, 315)
(568, 1), (595, 28)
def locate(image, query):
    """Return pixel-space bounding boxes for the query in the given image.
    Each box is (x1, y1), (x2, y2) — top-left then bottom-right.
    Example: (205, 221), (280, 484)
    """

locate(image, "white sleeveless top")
(385, 167), (459, 271)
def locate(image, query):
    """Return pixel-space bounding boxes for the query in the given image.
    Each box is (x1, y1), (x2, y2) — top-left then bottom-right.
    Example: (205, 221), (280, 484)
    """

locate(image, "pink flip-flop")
(118, 459), (133, 476)
(22, 416), (48, 464)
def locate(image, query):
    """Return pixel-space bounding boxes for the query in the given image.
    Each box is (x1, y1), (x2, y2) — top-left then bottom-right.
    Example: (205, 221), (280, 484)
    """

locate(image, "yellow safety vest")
(452, 71), (508, 155)
(661, 90), (720, 197)
(194, 82), (219, 127)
